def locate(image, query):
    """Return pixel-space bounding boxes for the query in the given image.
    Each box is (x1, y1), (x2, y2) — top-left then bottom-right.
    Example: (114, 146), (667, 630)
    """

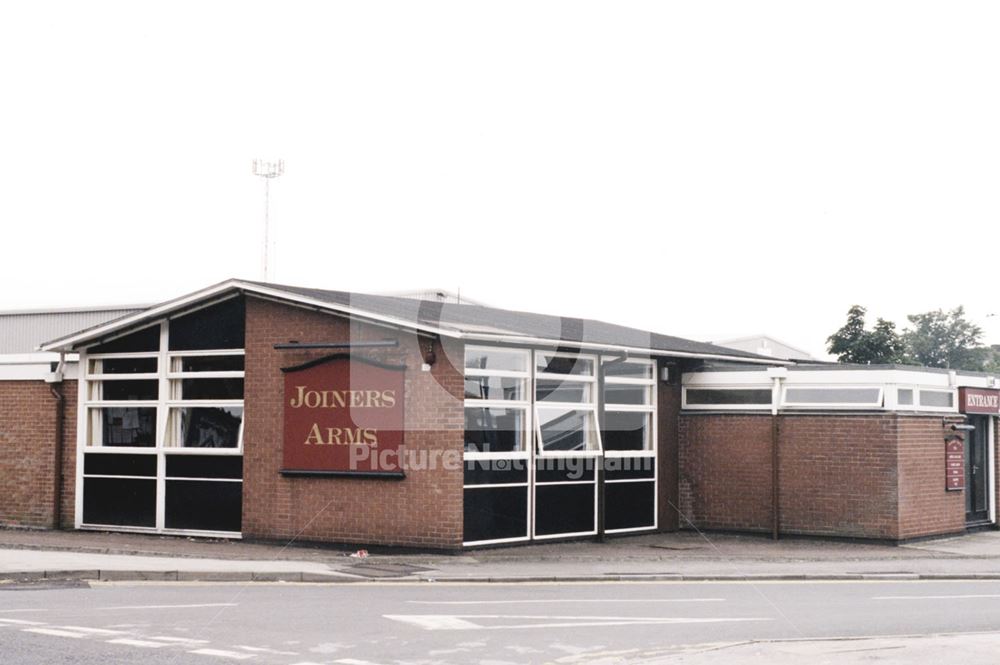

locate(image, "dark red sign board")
(281, 354), (405, 476)
(959, 387), (1000, 415)
(945, 437), (964, 491)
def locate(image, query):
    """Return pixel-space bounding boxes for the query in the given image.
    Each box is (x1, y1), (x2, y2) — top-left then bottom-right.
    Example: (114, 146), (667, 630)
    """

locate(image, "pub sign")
(282, 354), (405, 475)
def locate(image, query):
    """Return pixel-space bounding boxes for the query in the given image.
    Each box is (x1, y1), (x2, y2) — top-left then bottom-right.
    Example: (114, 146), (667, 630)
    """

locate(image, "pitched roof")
(0, 305), (147, 355)
(40, 279), (784, 364)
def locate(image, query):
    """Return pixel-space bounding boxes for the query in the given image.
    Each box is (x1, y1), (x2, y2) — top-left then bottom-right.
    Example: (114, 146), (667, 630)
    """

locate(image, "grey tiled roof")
(242, 281), (770, 361)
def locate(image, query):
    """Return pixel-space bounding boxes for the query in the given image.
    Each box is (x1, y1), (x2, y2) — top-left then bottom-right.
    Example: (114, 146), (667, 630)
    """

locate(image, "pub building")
(0, 278), (996, 548)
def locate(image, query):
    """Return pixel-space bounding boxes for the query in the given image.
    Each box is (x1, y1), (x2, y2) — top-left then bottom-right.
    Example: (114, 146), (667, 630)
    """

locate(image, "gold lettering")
(363, 428), (378, 446)
(381, 390), (396, 407)
(290, 385), (307, 408)
(304, 423), (323, 445)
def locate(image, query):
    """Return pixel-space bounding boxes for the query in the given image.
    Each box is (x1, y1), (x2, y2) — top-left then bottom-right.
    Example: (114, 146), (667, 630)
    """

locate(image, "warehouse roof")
(39, 279), (784, 364)
(0, 305), (147, 355)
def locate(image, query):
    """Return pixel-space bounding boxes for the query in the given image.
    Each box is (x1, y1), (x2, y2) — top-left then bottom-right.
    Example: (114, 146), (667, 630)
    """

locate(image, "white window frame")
(682, 385), (774, 410)
(76, 309), (245, 538)
(534, 351), (603, 458)
(781, 385), (884, 410)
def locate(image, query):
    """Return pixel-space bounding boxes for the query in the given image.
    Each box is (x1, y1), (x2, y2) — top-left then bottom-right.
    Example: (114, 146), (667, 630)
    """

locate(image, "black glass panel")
(102, 380), (158, 401)
(603, 411), (649, 451)
(166, 455), (243, 480)
(464, 459), (528, 486)
(84, 453), (157, 477)
(173, 407), (242, 448)
(179, 356), (245, 372)
(101, 407), (156, 447)
(464, 407), (524, 453)
(535, 456), (596, 483)
(603, 384), (648, 405)
(606, 481), (655, 531)
(165, 480), (242, 532)
(604, 456), (655, 481)
(685, 389), (771, 405)
(168, 298), (245, 351)
(89, 326), (160, 354)
(82, 478), (156, 527)
(463, 486), (528, 543)
(180, 378), (244, 400)
(535, 484), (595, 536)
(603, 362), (652, 379)
(99, 357), (158, 374)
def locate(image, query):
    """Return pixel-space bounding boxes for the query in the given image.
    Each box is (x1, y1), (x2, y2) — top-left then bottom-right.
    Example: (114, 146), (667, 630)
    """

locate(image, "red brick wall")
(59, 380), (77, 529)
(0, 380), (61, 527)
(678, 414), (773, 532)
(897, 416), (965, 539)
(242, 296), (466, 549)
(657, 377), (681, 531)
(679, 412), (967, 541)
(778, 415), (898, 539)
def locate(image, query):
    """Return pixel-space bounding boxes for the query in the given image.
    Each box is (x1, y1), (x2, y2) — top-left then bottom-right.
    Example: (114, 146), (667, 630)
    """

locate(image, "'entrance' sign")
(945, 437), (964, 491)
(281, 354), (405, 476)
(959, 387), (1000, 415)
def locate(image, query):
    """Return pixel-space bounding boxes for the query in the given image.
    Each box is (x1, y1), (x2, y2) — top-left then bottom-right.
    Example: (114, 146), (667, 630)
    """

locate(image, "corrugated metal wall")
(0, 309), (145, 354)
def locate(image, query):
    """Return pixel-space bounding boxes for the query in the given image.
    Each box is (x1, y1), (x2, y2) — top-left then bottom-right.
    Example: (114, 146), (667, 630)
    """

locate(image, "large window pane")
(537, 408), (599, 452)
(88, 326), (160, 354)
(919, 390), (954, 408)
(465, 349), (528, 373)
(172, 355), (245, 373)
(176, 378), (245, 400)
(99, 380), (159, 401)
(603, 411), (651, 451)
(167, 407), (243, 448)
(465, 407), (525, 453)
(168, 298), (245, 351)
(785, 388), (880, 405)
(90, 357), (158, 375)
(685, 388), (771, 406)
(91, 407), (157, 447)
(603, 361), (653, 380)
(536, 379), (592, 404)
(536, 354), (594, 376)
(604, 384), (649, 406)
(464, 376), (525, 401)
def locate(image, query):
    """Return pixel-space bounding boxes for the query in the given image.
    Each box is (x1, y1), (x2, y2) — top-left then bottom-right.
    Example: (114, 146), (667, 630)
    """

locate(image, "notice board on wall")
(945, 437), (964, 492)
(281, 354), (405, 476)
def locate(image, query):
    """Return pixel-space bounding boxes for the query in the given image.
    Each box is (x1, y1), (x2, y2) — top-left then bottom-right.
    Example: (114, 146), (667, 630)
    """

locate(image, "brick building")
(0, 279), (996, 548)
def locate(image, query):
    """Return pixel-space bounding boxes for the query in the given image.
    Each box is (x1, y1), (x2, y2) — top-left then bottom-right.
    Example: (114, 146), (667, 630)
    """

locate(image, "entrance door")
(965, 415), (990, 525)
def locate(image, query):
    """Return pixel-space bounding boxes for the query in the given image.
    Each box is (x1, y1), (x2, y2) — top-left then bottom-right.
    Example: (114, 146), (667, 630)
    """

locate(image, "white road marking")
(22, 627), (89, 639)
(98, 603), (239, 610)
(107, 638), (170, 648)
(189, 648), (256, 659)
(385, 614), (769, 631)
(0, 618), (46, 625)
(874, 594), (1000, 600)
(408, 598), (725, 605)
(235, 645), (300, 655)
(151, 635), (211, 644)
(59, 626), (126, 635)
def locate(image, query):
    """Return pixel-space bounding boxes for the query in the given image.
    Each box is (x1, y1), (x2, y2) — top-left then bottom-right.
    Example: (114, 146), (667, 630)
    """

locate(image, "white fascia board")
(39, 279), (462, 352)
(0, 356), (79, 381)
(682, 367), (966, 388)
(462, 334), (788, 365)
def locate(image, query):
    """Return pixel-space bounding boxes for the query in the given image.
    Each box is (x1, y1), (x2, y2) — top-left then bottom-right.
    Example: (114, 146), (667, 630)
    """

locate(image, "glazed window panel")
(89, 357), (158, 375)
(464, 375), (526, 401)
(464, 407), (526, 453)
(88, 407), (157, 447)
(604, 383), (650, 406)
(465, 348), (529, 373)
(170, 355), (245, 373)
(536, 379), (593, 404)
(784, 387), (881, 406)
(537, 407), (601, 452)
(172, 378), (245, 401)
(166, 406), (244, 448)
(919, 390), (954, 408)
(536, 353), (595, 377)
(603, 411), (652, 451)
(685, 388), (772, 406)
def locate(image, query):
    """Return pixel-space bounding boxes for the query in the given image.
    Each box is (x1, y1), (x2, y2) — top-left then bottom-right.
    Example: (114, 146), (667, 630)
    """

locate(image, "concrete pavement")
(3, 527), (1000, 583)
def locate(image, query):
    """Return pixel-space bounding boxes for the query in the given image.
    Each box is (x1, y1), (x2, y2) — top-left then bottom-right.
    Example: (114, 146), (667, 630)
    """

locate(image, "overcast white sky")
(2, 1), (998, 359)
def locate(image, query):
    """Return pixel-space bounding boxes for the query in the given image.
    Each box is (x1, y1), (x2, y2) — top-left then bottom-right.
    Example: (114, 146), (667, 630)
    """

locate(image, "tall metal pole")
(253, 159), (284, 282)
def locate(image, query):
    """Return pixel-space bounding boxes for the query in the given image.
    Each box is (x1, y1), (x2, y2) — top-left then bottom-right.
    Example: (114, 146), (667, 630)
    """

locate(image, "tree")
(827, 305), (905, 364)
(902, 306), (988, 370)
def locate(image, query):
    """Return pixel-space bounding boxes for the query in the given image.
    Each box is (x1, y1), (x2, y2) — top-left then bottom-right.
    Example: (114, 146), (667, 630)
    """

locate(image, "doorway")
(965, 415), (991, 525)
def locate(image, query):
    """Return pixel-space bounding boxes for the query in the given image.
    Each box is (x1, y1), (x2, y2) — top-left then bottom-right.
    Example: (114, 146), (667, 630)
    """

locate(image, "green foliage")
(828, 305), (993, 371)
(826, 305), (905, 364)
(902, 307), (987, 370)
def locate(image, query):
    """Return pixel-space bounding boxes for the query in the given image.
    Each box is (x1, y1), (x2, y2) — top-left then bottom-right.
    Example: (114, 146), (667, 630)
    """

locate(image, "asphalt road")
(2, 579), (1000, 664)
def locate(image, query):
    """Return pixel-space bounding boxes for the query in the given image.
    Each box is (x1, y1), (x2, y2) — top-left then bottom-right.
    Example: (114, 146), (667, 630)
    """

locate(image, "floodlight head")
(253, 159), (285, 178)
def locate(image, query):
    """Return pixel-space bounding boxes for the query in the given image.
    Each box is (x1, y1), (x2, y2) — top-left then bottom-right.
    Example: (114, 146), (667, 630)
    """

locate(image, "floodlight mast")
(252, 159), (284, 282)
